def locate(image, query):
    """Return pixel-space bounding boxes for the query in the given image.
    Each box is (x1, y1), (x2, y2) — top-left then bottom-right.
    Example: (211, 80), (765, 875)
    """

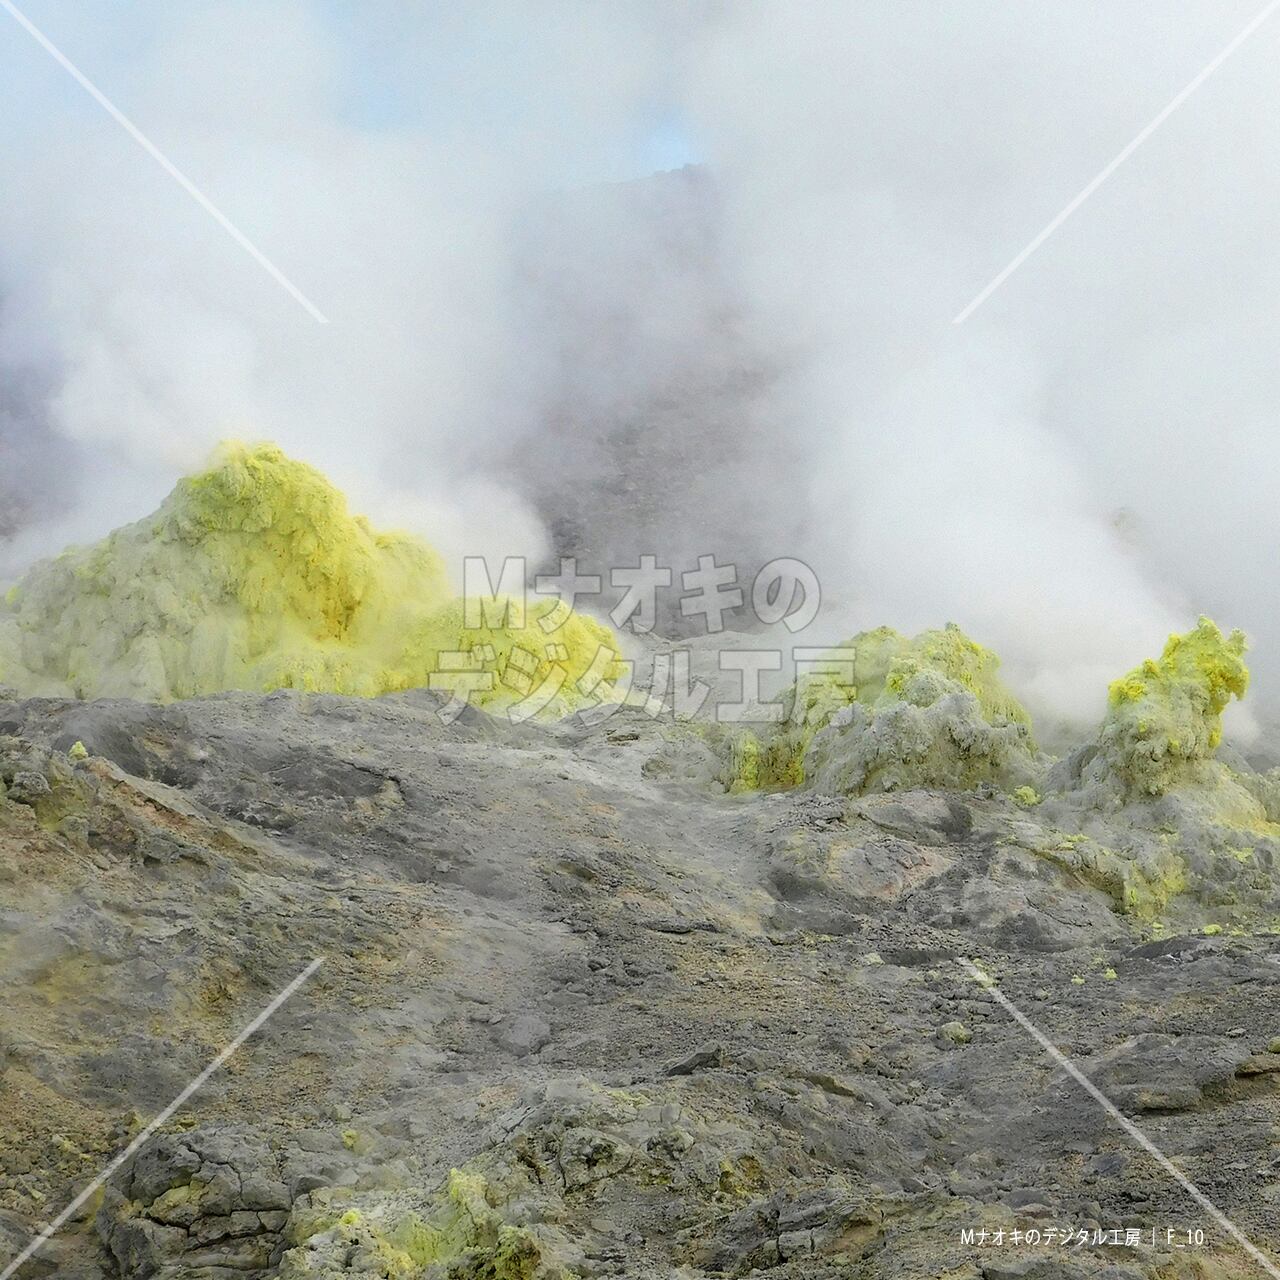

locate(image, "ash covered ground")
(2, 656), (1280, 1278)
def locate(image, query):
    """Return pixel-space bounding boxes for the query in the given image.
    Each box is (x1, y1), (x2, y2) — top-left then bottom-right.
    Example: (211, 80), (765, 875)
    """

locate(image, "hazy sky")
(1, 1), (1278, 725)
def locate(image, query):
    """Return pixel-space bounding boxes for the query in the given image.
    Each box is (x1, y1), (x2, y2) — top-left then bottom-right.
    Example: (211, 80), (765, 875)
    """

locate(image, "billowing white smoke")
(0, 0), (689, 577)
(2, 1), (1278, 728)
(685, 0), (1280, 725)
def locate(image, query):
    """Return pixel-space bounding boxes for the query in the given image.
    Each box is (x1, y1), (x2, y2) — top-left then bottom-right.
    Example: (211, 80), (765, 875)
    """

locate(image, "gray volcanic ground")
(1, 686), (1278, 1279)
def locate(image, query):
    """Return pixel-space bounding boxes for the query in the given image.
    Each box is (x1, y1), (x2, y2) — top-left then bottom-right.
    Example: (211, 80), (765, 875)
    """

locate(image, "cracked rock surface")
(1, 690), (1278, 1278)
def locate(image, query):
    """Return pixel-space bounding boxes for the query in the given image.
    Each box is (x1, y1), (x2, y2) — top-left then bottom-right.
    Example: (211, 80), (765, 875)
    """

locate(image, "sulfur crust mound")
(1095, 616), (1249, 797)
(1038, 618), (1280, 926)
(0, 443), (622, 716)
(725, 623), (1038, 795)
(281, 1169), (554, 1279)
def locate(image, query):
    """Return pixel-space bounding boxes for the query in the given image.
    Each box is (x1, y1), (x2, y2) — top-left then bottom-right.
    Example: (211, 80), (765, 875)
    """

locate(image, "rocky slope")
(1, 686), (1279, 1279)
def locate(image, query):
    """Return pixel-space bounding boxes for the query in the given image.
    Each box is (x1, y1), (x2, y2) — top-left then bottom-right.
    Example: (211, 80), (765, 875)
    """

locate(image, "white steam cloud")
(0, 0), (690, 573)
(2, 1), (1277, 729)
(686, 0), (1280, 727)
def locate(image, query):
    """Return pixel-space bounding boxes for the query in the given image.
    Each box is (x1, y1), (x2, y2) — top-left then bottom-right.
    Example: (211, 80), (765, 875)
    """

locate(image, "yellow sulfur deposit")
(0, 442), (622, 717)
(1098, 616), (1249, 796)
(280, 1169), (549, 1279)
(860, 623), (1032, 729)
(724, 623), (1037, 793)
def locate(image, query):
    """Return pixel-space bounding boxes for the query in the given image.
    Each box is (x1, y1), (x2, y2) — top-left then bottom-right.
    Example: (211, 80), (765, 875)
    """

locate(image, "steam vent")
(0, 444), (622, 713)
(2, 444), (1279, 1279)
